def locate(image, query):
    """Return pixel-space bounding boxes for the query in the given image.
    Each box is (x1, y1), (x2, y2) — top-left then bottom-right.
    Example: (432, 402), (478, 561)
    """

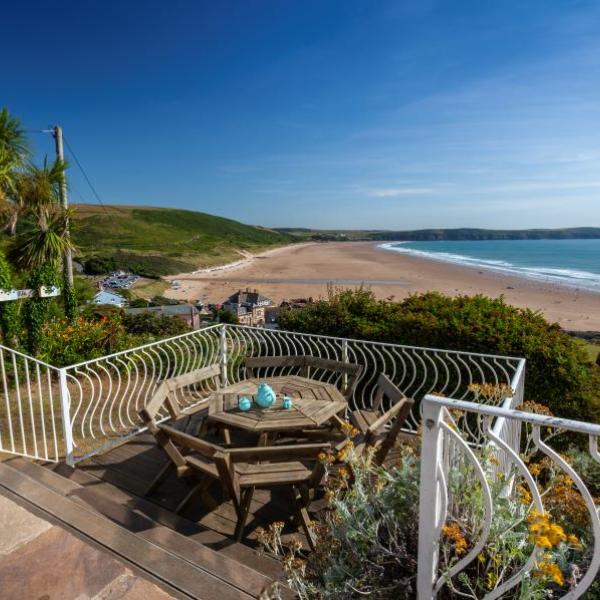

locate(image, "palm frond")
(8, 205), (77, 270)
(0, 108), (31, 165)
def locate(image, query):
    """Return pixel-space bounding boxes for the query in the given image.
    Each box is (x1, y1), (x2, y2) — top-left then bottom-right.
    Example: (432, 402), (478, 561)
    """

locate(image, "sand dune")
(165, 242), (600, 331)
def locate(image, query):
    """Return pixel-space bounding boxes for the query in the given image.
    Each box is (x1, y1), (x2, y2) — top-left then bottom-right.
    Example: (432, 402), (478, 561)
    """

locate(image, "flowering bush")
(258, 406), (596, 599)
(40, 316), (129, 366)
(259, 442), (421, 599)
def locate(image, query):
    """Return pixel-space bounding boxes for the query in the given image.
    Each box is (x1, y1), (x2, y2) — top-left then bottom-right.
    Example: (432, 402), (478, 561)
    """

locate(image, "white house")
(92, 290), (125, 307)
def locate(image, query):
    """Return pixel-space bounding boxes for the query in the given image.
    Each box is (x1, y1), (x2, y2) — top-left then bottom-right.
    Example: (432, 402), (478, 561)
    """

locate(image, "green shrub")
(149, 295), (180, 306)
(279, 288), (598, 421)
(82, 255), (116, 275)
(216, 307), (239, 324)
(0, 250), (19, 345)
(122, 311), (190, 337)
(129, 298), (149, 308)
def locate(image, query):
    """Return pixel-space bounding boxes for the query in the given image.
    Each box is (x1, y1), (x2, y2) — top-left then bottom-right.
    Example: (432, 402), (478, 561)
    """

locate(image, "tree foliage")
(216, 307), (239, 324)
(22, 264), (60, 355)
(279, 288), (598, 420)
(0, 107), (31, 231)
(0, 251), (19, 345)
(122, 311), (190, 337)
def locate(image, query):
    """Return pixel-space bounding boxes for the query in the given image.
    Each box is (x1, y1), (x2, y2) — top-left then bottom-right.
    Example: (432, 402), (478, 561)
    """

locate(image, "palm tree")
(7, 160), (76, 270)
(0, 108), (30, 161)
(0, 108), (31, 231)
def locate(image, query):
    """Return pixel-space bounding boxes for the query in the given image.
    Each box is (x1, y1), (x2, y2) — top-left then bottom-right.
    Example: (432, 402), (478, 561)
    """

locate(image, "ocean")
(380, 239), (600, 292)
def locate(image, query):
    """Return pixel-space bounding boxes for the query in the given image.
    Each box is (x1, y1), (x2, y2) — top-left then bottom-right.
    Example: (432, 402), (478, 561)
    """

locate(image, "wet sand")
(165, 242), (600, 331)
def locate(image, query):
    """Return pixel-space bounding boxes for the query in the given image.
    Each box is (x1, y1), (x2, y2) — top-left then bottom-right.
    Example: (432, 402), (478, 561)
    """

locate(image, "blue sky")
(3, 1), (600, 229)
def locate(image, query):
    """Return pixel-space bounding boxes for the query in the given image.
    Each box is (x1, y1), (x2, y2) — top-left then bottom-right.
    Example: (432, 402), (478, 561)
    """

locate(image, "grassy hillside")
(71, 205), (293, 277)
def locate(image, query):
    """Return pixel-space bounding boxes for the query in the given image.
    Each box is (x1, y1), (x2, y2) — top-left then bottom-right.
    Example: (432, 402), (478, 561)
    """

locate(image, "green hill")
(71, 205), (293, 277)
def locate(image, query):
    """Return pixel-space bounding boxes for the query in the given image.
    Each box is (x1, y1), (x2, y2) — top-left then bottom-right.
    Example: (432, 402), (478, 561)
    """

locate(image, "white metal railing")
(0, 345), (65, 462)
(223, 324), (525, 432)
(0, 323), (525, 466)
(418, 394), (600, 599)
(61, 324), (223, 463)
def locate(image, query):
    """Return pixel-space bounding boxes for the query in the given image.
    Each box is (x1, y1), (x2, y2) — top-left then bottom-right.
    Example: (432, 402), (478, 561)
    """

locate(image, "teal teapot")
(256, 383), (276, 409)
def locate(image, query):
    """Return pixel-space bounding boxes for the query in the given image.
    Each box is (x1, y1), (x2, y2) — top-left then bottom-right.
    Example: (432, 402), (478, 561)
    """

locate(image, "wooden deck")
(0, 423), (412, 599)
(79, 431), (316, 548)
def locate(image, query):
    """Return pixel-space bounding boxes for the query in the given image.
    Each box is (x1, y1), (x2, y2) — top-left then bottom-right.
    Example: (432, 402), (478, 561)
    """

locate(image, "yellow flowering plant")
(259, 445), (422, 599)
(438, 415), (589, 599)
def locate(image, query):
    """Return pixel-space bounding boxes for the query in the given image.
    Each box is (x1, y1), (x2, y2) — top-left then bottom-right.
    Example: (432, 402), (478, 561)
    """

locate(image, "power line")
(62, 135), (111, 217)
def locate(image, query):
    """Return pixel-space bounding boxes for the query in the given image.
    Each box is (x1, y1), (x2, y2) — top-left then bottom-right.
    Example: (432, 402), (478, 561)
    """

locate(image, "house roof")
(223, 288), (272, 307)
(125, 304), (199, 317)
(93, 290), (125, 304)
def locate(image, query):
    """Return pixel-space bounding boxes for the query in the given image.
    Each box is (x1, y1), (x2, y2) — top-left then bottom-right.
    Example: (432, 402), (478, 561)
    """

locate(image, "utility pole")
(52, 126), (74, 286)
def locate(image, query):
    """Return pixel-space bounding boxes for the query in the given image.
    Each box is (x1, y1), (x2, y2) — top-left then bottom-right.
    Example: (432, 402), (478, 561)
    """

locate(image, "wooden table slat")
(206, 377), (348, 436)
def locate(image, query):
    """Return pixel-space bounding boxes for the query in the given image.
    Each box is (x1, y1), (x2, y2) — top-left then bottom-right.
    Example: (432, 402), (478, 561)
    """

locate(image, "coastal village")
(91, 270), (309, 329)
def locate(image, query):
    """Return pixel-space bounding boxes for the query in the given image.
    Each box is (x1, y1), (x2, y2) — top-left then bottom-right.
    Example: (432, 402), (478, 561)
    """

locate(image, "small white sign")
(0, 289), (28, 301)
(0, 287), (62, 302)
(40, 286), (60, 298)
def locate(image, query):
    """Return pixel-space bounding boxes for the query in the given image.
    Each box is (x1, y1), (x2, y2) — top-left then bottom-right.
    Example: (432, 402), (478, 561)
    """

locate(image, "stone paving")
(0, 494), (174, 600)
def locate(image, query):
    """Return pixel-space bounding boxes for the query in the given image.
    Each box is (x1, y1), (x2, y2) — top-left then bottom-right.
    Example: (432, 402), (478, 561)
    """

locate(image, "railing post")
(417, 397), (445, 599)
(341, 339), (349, 397)
(220, 325), (229, 386)
(58, 368), (75, 467)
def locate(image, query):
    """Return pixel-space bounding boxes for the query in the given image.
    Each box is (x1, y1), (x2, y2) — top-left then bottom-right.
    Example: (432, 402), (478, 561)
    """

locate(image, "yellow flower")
(527, 511), (567, 549)
(533, 536), (552, 549)
(340, 421), (360, 438)
(517, 484), (532, 505)
(442, 522), (468, 556)
(336, 440), (354, 462)
(528, 462), (542, 477)
(535, 559), (565, 587)
(338, 466), (350, 479)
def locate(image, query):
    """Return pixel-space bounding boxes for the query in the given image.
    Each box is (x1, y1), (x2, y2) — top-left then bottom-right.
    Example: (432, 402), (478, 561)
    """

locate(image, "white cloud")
(368, 187), (434, 198)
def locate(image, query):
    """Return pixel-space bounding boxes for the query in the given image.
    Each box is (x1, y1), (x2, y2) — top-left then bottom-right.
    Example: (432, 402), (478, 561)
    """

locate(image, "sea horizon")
(379, 238), (600, 293)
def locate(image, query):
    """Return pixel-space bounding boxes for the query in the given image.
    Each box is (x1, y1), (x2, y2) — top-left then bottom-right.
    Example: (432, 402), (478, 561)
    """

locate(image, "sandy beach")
(165, 242), (600, 331)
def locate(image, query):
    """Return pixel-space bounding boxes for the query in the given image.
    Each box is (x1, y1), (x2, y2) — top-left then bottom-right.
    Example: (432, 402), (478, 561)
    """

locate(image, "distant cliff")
(277, 227), (600, 242)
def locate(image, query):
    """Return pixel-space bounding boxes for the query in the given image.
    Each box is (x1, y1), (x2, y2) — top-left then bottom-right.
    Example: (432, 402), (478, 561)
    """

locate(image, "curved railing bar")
(96, 363), (115, 433)
(533, 426), (600, 599)
(23, 360), (39, 458)
(34, 364), (48, 460)
(455, 354), (473, 400)
(483, 426), (543, 600)
(434, 420), (494, 594)
(46, 368), (59, 460)
(82, 365), (101, 438)
(93, 364), (111, 436)
(401, 347), (418, 398)
(115, 356), (135, 427)
(361, 343), (380, 409)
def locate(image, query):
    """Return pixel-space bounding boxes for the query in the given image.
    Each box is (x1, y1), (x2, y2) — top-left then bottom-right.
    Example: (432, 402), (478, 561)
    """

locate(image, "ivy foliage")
(279, 288), (599, 421)
(22, 264), (60, 355)
(62, 276), (77, 322)
(0, 251), (19, 345)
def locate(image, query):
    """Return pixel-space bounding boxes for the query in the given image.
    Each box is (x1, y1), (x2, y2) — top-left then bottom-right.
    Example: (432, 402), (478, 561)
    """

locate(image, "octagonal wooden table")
(207, 375), (348, 445)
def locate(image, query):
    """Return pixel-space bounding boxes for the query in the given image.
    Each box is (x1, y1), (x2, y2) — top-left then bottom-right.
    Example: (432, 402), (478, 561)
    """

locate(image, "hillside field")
(68, 204), (293, 277)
